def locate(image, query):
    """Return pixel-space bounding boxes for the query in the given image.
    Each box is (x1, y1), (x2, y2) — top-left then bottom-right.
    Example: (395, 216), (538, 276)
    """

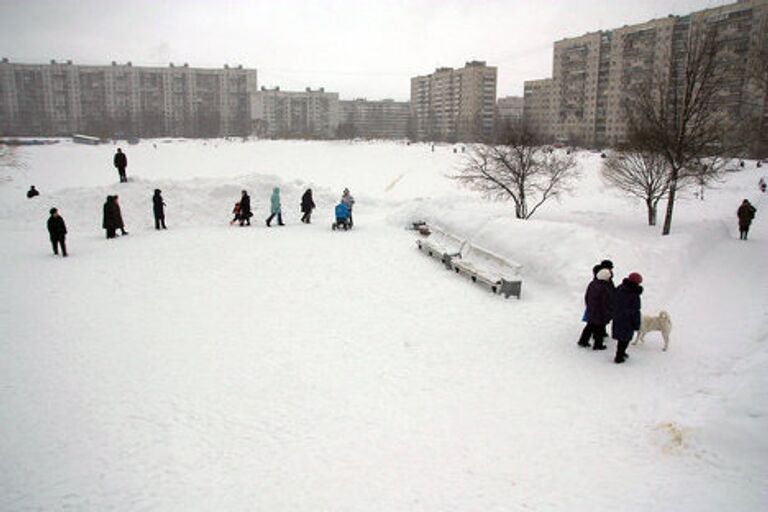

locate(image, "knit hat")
(596, 268), (612, 281)
(600, 259), (614, 270)
(628, 272), (643, 284)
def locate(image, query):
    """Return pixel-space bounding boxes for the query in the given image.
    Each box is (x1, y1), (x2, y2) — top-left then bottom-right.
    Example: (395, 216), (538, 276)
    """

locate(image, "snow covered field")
(1, 139), (766, 511)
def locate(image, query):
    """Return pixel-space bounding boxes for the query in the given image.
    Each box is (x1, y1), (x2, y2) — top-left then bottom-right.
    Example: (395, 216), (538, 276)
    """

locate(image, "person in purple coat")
(577, 267), (613, 350)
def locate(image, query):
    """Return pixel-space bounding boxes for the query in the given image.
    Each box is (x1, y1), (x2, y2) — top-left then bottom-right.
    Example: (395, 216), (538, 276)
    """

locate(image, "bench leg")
(500, 280), (522, 299)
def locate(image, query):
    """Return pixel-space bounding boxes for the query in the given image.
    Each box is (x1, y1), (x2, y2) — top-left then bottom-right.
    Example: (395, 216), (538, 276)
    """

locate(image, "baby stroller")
(332, 202), (352, 231)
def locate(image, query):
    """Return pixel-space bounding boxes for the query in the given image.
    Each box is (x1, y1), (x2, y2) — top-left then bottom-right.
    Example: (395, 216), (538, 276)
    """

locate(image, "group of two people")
(577, 260), (643, 364)
(231, 189), (287, 227)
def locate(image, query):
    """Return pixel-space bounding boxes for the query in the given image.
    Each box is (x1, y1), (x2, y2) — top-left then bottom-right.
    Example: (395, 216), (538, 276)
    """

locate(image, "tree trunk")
(662, 170), (679, 235)
(647, 199), (657, 226)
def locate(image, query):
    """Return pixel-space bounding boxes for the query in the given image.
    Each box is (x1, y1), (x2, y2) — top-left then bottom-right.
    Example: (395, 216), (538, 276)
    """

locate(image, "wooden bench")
(416, 226), (466, 270)
(451, 243), (523, 299)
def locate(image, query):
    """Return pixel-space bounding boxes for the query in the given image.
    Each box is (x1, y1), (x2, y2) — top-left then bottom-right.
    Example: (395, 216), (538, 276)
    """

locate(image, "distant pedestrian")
(26, 185), (39, 198)
(153, 189), (167, 230)
(46, 207), (67, 257)
(612, 273), (643, 364)
(113, 148), (128, 183)
(341, 188), (355, 227)
(238, 190), (252, 226)
(103, 196), (118, 239)
(300, 188), (315, 224)
(103, 195), (128, 239)
(266, 187), (285, 227)
(759, 177), (766, 193)
(737, 199), (756, 240)
(577, 267), (613, 350)
(739, 160), (745, 168)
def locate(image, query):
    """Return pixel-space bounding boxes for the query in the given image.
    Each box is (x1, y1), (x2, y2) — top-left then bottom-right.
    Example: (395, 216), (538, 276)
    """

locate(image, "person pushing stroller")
(332, 201), (351, 231)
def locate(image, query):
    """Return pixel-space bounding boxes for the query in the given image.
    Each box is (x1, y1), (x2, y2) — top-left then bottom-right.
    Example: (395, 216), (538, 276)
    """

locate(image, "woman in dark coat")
(737, 199), (756, 240)
(153, 189), (167, 230)
(103, 195), (118, 239)
(239, 190), (252, 226)
(578, 267), (613, 350)
(612, 273), (643, 364)
(103, 195), (128, 238)
(300, 188), (316, 224)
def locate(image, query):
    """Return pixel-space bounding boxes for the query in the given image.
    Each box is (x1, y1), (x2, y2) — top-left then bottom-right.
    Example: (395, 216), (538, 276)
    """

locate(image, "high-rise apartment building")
(524, 0), (768, 149)
(410, 61), (497, 142)
(338, 98), (411, 139)
(251, 87), (340, 139)
(497, 96), (524, 126)
(522, 79), (554, 140)
(0, 59), (258, 137)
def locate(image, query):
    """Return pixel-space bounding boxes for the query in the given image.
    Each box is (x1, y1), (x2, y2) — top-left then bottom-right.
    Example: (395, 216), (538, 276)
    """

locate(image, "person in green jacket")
(265, 187), (285, 227)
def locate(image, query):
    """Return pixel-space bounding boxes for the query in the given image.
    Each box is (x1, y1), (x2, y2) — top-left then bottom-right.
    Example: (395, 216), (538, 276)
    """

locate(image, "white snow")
(0, 139), (766, 511)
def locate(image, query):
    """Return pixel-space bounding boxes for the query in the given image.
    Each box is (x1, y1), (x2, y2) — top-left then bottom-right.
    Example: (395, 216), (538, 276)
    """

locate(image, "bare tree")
(602, 152), (670, 226)
(452, 132), (579, 219)
(603, 151), (725, 225)
(624, 25), (743, 235)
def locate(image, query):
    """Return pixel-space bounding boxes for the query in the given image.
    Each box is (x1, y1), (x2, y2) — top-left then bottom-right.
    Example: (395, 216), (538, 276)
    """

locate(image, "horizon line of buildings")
(1, 0), (765, 151)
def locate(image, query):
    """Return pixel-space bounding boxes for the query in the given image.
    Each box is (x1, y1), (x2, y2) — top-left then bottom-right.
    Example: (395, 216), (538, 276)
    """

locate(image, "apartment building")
(410, 61), (497, 142)
(524, 0), (768, 149)
(522, 79), (554, 140)
(0, 59), (258, 137)
(338, 98), (410, 139)
(497, 96), (524, 125)
(251, 87), (340, 139)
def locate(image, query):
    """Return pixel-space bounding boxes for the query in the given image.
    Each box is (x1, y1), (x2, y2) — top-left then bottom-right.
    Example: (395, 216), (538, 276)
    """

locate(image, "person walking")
(266, 187), (285, 227)
(114, 148), (128, 183)
(341, 187), (355, 227)
(153, 189), (167, 230)
(26, 185), (40, 198)
(47, 207), (67, 257)
(737, 199), (757, 240)
(300, 188), (315, 224)
(103, 196), (118, 239)
(612, 273), (643, 364)
(238, 190), (252, 226)
(577, 267), (613, 350)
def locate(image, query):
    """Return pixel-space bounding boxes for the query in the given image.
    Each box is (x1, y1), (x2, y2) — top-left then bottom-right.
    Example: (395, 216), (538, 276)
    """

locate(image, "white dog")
(633, 311), (672, 351)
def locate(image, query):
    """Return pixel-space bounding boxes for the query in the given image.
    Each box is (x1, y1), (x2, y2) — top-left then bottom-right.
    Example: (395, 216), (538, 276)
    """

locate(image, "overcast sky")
(1, 0), (730, 100)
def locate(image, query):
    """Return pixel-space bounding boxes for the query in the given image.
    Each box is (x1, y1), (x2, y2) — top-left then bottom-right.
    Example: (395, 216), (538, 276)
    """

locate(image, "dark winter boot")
(278, 213), (284, 226)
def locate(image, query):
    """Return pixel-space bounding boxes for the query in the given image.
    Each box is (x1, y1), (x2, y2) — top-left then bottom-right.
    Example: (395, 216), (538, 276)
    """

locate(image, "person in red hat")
(611, 272), (643, 364)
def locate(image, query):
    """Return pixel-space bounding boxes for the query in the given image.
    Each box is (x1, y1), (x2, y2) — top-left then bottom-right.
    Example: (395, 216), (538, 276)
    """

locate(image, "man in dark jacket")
(114, 148), (128, 183)
(612, 273), (643, 364)
(578, 267), (613, 350)
(239, 190), (252, 226)
(47, 207), (67, 257)
(737, 199), (756, 240)
(153, 189), (166, 230)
